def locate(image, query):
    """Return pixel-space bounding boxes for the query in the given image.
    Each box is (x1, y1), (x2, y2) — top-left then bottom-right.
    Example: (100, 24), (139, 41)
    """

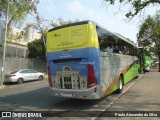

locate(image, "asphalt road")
(0, 71), (159, 120)
(0, 77), (138, 111)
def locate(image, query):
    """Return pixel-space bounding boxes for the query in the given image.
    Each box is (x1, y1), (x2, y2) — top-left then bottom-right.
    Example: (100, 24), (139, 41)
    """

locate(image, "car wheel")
(39, 75), (43, 80)
(17, 78), (23, 84)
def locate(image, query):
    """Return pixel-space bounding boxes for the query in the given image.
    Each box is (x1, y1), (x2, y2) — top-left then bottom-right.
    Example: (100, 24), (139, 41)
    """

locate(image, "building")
(24, 25), (41, 43)
(3, 25), (41, 58)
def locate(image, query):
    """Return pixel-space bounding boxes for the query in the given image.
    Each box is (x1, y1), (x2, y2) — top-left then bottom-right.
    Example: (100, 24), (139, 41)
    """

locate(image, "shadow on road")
(0, 86), (112, 112)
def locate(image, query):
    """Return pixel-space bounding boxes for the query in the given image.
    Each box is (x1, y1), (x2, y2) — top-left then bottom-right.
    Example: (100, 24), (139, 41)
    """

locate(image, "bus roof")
(48, 20), (96, 32)
(48, 20), (137, 48)
(114, 33), (137, 47)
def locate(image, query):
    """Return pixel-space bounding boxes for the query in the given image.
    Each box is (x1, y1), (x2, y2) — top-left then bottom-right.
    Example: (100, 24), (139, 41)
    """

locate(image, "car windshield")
(9, 71), (18, 74)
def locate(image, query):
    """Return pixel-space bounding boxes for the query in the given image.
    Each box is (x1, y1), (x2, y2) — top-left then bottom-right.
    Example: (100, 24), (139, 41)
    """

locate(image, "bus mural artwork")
(52, 66), (87, 90)
(46, 20), (140, 99)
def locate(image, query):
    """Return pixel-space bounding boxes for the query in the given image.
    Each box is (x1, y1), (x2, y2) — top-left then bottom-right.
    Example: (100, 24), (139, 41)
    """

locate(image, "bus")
(144, 55), (153, 71)
(46, 20), (140, 99)
(139, 47), (153, 72)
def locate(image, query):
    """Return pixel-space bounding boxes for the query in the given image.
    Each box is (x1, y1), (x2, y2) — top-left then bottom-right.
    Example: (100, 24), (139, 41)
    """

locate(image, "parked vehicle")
(4, 69), (44, 84)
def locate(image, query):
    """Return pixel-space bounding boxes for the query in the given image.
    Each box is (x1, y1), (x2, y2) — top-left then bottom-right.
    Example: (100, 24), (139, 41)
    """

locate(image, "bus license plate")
(61, 93), (73, 97)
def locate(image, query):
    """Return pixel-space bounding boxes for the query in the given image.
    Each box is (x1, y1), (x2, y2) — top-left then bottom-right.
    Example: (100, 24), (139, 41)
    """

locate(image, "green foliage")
(8, 29), (25, 42)
(0, 0), (39, 29)
(50, 18), (78, 28)
(137, 12), (160, 71)
(27, 39), (46, 60)
(138, 13), (160, 54)
(137, 16), (155, 46)
(27, 18), (78, 60)
(0, 0), (39, 52)
(104, 0), (160, 18)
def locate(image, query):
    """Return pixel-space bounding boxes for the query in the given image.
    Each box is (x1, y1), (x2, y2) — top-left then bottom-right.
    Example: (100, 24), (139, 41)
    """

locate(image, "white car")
(4, 69), (45, 84)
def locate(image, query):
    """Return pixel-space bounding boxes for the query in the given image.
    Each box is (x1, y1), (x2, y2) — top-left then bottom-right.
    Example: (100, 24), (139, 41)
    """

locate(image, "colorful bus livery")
(139, 47), (154, 72)
(47, 21), (140, 99)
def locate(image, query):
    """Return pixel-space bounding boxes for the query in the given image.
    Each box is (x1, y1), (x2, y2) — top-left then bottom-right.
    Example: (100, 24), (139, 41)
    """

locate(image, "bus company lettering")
(28, 113), (42, 117)
(12, 112), (42, 117)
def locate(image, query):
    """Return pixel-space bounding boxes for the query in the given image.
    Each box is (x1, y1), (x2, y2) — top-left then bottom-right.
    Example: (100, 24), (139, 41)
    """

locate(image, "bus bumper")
(49, 85), (101, 99)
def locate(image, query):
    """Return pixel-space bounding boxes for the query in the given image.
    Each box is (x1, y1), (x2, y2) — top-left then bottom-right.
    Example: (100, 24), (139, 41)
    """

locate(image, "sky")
(26, 0), (158, 43)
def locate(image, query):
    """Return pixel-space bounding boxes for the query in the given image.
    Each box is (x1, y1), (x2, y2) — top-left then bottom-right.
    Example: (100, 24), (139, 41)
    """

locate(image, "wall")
(0, 57), (46, 78)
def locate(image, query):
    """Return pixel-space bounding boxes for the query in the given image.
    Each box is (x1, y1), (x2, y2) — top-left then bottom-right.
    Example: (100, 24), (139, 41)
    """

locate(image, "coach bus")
(46, 20), (140, 99)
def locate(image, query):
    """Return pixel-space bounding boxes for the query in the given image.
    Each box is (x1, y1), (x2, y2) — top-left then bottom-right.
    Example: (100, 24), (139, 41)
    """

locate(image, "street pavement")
(96, 69), (160, 120)
(108, 69), (160, 111)
(45, 69), (160, 120)
(0, 69), (160, 120)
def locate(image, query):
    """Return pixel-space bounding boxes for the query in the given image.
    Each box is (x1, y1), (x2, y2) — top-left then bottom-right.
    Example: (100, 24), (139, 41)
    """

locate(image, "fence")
(0, 57), (46, 81)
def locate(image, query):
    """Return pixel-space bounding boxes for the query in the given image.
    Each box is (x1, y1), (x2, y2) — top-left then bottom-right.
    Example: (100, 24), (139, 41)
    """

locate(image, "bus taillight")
(88, 64), (96, 88)
(48, 67), (52, 87)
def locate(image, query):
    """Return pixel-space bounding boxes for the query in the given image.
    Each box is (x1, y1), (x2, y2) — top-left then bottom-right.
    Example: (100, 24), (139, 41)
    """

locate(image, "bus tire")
(117, 75), (123, 93)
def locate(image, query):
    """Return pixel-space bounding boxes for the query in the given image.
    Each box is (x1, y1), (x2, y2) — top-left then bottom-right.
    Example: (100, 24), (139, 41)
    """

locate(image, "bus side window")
(96, 26), (110, 51)
(106, 46), (113, 53)
(112, 46), (119, 53)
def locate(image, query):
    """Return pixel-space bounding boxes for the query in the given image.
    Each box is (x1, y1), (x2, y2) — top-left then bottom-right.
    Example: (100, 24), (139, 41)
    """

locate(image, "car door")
(29, 70), (38, 80)
(20, 70), (30, 81)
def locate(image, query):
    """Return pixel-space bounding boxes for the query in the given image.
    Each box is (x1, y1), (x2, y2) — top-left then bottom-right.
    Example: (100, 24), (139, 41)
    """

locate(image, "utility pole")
(0, 0), (9, 86)
(0, 20), (3, 46)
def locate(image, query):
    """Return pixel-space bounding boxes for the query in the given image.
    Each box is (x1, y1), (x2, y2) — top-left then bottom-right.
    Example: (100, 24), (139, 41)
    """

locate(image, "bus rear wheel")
(117, 76), (123, 93)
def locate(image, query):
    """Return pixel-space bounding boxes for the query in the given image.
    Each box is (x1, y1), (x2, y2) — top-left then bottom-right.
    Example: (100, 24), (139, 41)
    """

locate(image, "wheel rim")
(39, 76), (43, 80)
(18, 78), (23, 84)
(119, 78), (123, 90)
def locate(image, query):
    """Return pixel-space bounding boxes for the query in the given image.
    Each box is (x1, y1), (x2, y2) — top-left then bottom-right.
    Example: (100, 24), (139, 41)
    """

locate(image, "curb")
(91, 74), (144, 120)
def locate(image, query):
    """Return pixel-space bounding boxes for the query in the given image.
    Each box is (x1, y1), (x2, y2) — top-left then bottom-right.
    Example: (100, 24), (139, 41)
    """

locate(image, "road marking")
(91, 74), (144, 120)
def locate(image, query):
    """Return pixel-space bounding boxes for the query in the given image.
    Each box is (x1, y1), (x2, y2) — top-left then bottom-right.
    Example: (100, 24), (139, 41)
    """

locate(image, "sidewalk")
(108, 69), (160, 111)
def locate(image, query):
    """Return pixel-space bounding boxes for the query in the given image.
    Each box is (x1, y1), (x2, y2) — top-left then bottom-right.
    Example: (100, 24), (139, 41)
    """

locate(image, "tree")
(103, 0), (160, 19)
(0, 0), (39, 32)
(137, 12), (160, 71)
(27, 38), (46, 60)
(30, 8), (49, 48)
(27, 18), (78, 60)
(0, 0), (39, 58)
(50, 18), (74, 27)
